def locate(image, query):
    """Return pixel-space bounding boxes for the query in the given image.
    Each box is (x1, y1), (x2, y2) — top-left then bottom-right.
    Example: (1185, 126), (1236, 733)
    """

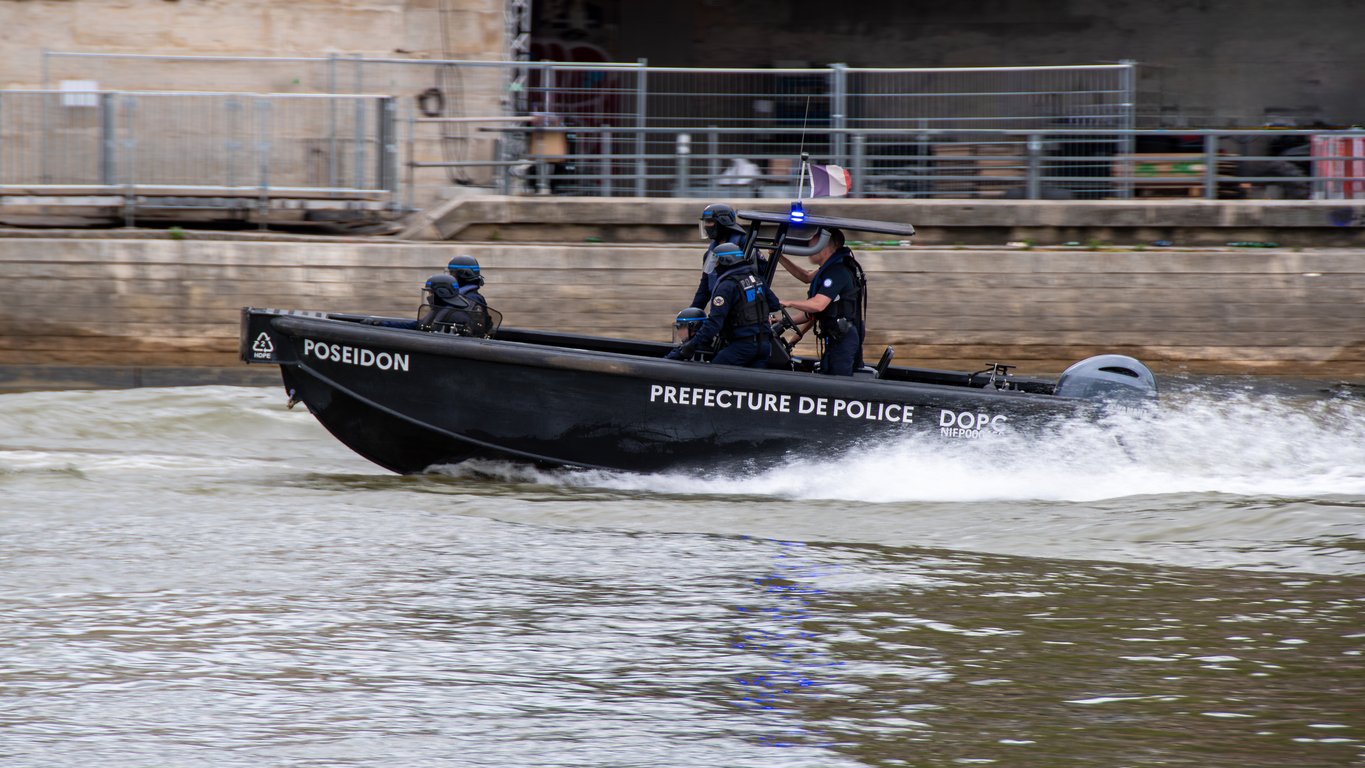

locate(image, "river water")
(1, 379), (1362, 767)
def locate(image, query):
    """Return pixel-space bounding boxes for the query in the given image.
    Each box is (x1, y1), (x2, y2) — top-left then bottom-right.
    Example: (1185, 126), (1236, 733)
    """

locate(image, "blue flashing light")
(788, 201), (805, 223)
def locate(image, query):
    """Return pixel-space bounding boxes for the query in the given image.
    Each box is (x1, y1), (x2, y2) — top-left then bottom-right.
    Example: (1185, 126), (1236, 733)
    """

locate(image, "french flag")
(810, 163), (851, 197)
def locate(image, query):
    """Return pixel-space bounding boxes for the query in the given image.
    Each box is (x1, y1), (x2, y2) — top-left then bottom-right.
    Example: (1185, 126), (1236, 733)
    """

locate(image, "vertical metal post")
(257, 96), (272, 230)
(851, 132), (865, 197)
(707, 126), (718, 196)
(503, 1), (531, 195)
(635, 59), (647, 197)
(675, 132), (690, 196)
(1204, 132), (1218, 199)
(328, 54), (338, 190)
(40, 52), (55, 188)
(601, 127), (613, 197)
(377, 96), (397, 199)
(1027, 133), (1042, 199)
(831, 63), (848, 167)
(353, 62), (366, 189)
(41, 91), (52, 185)
(545, 66), (556, 115)
(121, 95), (136, 228)
(404, 97), (415, 212)
(496, 137), (511, 195)
(1119, 60), (1137, 199)
(100, 92), (116, 185)
(1312, 132), (1326, 200)
(226, 96), (241, 187)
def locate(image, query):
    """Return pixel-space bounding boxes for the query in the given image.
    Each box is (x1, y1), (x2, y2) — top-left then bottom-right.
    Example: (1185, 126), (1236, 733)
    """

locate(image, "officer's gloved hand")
(665, 343), (695, 361)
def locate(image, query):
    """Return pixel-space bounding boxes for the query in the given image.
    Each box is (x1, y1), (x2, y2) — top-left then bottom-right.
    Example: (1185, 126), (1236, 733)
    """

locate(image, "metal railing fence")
(476, 126), (1365, 202)
(23, 54), (1365, 204)
(40, 53), (1139, 201)
(0, 89), (397, 197)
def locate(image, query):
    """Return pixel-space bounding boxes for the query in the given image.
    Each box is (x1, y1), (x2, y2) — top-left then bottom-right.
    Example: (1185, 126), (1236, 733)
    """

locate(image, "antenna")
(797, 95), (811, 200)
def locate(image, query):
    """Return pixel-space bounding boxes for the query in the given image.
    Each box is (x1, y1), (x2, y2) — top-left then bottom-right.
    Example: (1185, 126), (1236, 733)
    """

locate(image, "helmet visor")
(702, 249), (720, 275)
(673, 322), (697, 345)
(699, 220), (714, 240)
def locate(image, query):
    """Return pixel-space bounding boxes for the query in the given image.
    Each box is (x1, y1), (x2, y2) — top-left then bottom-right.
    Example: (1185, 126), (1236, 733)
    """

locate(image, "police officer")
(690, 203), (748, 310)
(778, 228), (866, 375)
(367, 254), (494, 336)
(420, 254), (493, 336)
(670, 306), (707, 348)
(667, 243), (776, 367)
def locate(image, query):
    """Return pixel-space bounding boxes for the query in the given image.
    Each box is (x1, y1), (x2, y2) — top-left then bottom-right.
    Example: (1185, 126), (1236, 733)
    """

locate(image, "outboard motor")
(1054, 354), (1157, 404)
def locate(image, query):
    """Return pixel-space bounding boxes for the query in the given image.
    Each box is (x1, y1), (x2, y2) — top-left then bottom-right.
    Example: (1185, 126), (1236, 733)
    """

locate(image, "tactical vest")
(720, 272), (768, 335)
(420, 293), (491, 337)
(814, 253), (867, 339)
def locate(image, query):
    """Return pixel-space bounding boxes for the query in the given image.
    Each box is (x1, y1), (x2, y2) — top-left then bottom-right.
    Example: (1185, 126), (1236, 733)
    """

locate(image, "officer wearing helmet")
(671, 306), (707, 347)
(365, 254), (496, 336)
(447, 254), (483, 288)
(666, 242), (778, 367)
(690, 203), (748, 310)
(417, 254), (493, 336)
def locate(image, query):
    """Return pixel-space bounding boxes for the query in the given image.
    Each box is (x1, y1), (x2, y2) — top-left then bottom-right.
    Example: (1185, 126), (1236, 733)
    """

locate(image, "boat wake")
(1, 383), (1360, 572)
(445, 382), (1365, 504)
(430, 382), (1365, 573)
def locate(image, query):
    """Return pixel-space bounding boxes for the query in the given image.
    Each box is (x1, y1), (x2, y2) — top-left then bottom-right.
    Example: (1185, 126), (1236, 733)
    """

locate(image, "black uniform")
(806, 247), (866, 375)
(668, 262), (777, 367)
(371, 282), (492, 337)
(689, 231), (747, 310)
(419, 284), (491, 337)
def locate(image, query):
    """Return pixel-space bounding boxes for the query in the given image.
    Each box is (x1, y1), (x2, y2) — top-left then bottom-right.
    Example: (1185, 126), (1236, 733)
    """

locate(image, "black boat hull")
(241, 308), (1149, 474)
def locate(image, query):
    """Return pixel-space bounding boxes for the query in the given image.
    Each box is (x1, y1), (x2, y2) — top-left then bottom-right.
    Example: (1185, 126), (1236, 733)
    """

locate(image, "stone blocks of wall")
(0, 235), (1361, 378)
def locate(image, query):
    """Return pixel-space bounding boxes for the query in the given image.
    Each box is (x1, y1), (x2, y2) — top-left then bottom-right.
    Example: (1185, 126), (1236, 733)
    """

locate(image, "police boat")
(240, 206), (1157, 474)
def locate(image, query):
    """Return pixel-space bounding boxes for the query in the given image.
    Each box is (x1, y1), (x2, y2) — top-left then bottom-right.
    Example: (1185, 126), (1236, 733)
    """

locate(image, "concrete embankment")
(1, 221), (1361, 391)
(404, 196), (1365, 248)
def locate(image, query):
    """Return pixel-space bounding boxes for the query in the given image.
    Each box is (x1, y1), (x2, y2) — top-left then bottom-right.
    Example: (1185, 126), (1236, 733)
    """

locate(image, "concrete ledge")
(407, 196), (1365, 247)
(0, 364), (279, 393)
(0, 187), (399, 229)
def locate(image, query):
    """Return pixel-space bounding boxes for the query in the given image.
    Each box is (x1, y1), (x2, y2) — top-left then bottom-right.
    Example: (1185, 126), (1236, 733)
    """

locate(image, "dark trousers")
(713, 335), (771, 368)
(819, 330), (862, 376)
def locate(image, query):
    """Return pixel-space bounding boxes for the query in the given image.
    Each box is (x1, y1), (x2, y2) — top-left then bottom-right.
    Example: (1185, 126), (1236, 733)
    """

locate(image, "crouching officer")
(415, 275), (490, 336)
(666, 243), (777, 367)
(369, 254), (496, 337)
(670, 306), (707, 349)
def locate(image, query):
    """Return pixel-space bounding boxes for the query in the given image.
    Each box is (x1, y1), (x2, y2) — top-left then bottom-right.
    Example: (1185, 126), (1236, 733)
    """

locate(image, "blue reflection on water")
(732, 539), (842, 748)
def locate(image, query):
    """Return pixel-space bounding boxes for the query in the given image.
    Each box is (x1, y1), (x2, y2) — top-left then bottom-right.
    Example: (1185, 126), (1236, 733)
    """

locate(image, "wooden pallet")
(1113, 153), (1238, 197)
(933, 143), (1025, 196)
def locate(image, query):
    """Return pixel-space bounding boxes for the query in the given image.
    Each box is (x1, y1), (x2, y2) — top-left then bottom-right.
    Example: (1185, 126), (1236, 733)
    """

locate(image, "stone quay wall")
(1, 222), (1361, 390)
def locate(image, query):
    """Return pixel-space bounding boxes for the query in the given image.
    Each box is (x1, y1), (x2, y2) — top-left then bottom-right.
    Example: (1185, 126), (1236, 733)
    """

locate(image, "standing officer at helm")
(667, 243), (776, 368)
(778, 228), (866, 375)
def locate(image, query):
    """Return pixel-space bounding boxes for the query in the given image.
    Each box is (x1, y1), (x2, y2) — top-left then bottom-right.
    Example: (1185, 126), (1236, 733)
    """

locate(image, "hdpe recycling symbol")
(252, 332), (275, 359)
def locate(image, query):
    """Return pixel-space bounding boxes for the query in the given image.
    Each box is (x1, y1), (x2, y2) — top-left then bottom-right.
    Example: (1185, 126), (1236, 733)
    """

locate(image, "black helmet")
(424, 273), (461, 304)
(713, 242), (747, 270)
(447, 254), (483, 286)
(672, 306), (706, 344)
(699, 203), (741, 240)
